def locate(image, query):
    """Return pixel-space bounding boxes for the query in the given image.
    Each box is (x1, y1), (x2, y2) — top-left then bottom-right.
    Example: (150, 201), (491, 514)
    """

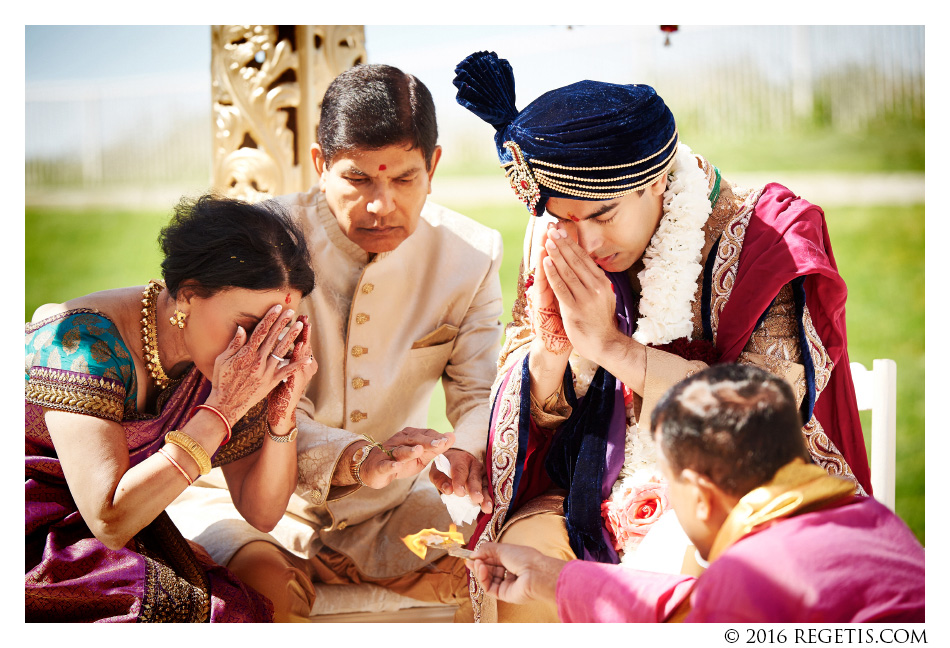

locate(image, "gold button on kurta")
(355, 313), (369, 325)
(361, 283), (374, 294)
(350, 410), (367, 423)
(351, 377), (369, 389)
(351, 346), (368, 357)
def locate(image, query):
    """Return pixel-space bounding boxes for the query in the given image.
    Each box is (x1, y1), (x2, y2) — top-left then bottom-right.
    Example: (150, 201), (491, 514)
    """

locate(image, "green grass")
(25, 207), (171, 320)
(25, 199), (924, 544)
(824, 204), (925, 543)
(683, 121), (925, 173)
(437, 122), (925, 177)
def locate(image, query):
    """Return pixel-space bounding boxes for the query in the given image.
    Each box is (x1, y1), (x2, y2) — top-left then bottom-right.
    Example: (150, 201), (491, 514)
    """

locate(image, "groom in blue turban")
(453, 51), (870, 623)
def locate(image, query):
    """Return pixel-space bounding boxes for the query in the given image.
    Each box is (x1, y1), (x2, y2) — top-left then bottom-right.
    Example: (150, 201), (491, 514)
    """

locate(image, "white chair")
(849, 359), (897, 510)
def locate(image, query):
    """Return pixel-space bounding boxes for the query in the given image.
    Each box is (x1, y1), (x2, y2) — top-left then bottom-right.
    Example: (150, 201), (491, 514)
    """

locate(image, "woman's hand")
(266, 315), (317, 435)
(205, 304), (308, 427)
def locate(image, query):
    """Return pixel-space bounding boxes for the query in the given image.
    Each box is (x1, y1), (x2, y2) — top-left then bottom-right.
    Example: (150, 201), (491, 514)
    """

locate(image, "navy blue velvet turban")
(453, 50), (678, 216)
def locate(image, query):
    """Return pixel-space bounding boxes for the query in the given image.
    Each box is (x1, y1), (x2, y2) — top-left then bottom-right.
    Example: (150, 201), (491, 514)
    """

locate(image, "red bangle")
(190, 404), (232, 446)
(158, 447), (194, 485)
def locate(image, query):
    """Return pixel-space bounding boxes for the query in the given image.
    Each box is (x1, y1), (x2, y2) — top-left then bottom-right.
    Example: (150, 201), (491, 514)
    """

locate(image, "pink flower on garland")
(601, 478), (670, 552)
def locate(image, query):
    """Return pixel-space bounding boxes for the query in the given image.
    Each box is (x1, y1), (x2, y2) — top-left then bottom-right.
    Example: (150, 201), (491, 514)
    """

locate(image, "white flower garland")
(633, 143), (713, 346)
(607, 142), (713, 564)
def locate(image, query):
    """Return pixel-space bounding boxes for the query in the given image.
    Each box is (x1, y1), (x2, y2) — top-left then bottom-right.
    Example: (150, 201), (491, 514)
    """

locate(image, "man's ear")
(682, 468), (715, 522)
(425, 145), (442, 194)
(649, 172), (669, 196)
(311, 144), (328, 190)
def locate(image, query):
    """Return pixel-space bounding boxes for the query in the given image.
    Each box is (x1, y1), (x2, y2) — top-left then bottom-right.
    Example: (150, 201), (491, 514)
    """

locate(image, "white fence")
(25, 26), (923, 195)
(26, 74), (212, 190)
(651, 25), (924, 135)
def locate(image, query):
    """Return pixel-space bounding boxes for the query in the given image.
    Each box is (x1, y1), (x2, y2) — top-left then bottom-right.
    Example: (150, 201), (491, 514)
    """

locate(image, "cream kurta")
(167, 187), (503, 580)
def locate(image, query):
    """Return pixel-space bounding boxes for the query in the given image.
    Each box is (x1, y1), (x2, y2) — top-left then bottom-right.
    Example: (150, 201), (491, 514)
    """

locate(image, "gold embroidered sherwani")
(167, 188), (503, 580)
(472, 155), (865, 621)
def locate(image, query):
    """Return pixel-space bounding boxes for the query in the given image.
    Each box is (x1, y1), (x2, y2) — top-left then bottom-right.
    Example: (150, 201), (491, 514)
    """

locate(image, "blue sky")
(26, 26), (211, 82)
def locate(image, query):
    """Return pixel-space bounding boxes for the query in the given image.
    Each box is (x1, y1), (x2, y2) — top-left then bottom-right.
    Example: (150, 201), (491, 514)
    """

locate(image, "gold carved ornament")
(211, 25), (367, 202)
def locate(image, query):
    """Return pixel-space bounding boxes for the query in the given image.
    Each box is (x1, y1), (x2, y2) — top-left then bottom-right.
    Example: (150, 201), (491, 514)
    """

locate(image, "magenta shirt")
(556, 496), (924, 623)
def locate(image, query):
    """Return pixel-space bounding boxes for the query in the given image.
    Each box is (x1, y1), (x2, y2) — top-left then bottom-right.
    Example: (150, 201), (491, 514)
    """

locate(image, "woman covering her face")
(25, 195), (317, 622)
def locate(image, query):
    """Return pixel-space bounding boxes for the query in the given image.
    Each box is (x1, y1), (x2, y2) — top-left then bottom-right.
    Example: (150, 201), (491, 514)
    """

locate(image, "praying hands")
(539, 223), (626, 366)
(534, 222), (648, 397)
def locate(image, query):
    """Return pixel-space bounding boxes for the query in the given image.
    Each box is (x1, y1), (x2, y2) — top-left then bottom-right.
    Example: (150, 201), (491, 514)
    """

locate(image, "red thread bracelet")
(190, 404), (233, 445)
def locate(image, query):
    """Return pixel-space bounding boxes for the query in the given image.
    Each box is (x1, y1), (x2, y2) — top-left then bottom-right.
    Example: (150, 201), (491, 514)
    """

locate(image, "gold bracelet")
(268, 426), (298, 443)
(351, 443), (373, 486)
(165, 430), (212, 475)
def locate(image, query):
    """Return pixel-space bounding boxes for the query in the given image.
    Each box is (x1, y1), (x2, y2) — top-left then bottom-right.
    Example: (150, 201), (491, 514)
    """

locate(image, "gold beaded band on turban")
(500, 129), (678, 213)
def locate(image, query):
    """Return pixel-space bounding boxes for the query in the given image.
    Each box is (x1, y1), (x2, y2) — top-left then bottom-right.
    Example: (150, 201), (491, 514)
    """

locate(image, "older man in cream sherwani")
(167, 63), (502, 622)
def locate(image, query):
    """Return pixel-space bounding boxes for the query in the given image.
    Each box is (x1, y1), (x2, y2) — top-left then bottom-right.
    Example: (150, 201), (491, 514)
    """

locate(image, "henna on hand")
(536, 306), (572, 355)
(267, 316), (315, 432)
(208, 305), (297, 425)
(267, 375), (295, 430)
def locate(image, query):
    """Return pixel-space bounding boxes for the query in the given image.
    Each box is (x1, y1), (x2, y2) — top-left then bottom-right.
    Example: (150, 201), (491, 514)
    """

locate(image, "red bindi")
(285, 294), (292, 304)
(378, 164), (387, 171)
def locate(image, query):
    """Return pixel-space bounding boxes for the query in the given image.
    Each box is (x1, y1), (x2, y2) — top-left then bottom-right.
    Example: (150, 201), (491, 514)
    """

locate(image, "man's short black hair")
(318, 63), (438, 169)
(651, 363), (810, 497)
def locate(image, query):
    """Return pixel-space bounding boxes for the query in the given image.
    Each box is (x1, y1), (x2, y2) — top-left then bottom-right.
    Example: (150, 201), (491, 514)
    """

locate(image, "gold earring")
(170, 309), (187, 329)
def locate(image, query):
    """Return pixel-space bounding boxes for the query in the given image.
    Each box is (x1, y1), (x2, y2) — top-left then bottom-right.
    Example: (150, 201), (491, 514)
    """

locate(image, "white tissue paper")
(433, 454), (481, 525)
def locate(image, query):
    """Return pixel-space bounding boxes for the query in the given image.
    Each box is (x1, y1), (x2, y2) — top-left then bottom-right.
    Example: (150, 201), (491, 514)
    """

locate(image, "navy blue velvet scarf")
(544, 271), (635, 563)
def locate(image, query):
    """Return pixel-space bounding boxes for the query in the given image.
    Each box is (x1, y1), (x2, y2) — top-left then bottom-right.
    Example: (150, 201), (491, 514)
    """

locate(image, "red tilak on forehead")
(378, 164), (387, 171)
(285, 294), (292, 304)
(568, 213), (580, 222)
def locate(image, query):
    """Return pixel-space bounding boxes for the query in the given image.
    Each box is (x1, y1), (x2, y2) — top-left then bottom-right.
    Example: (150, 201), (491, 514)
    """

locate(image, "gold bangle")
(165, 430), (212, 475)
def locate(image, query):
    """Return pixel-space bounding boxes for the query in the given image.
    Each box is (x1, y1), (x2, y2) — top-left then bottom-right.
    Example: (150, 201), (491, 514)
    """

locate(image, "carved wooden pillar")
(211, 25), (367, 202)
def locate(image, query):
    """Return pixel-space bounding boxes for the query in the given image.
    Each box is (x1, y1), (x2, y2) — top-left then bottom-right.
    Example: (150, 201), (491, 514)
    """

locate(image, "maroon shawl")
(716, 183), (870, 493)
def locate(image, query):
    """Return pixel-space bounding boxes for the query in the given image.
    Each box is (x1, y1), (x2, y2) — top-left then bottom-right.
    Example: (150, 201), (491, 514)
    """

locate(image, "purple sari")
(25, 310), (272, 622)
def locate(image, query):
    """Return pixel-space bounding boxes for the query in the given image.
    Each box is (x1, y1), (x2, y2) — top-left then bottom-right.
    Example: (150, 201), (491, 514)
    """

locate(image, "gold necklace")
(140, 280), (171, 389)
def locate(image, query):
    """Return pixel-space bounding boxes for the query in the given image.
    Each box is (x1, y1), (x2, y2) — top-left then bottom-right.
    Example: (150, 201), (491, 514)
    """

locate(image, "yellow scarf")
(667, 458), (856, 621)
